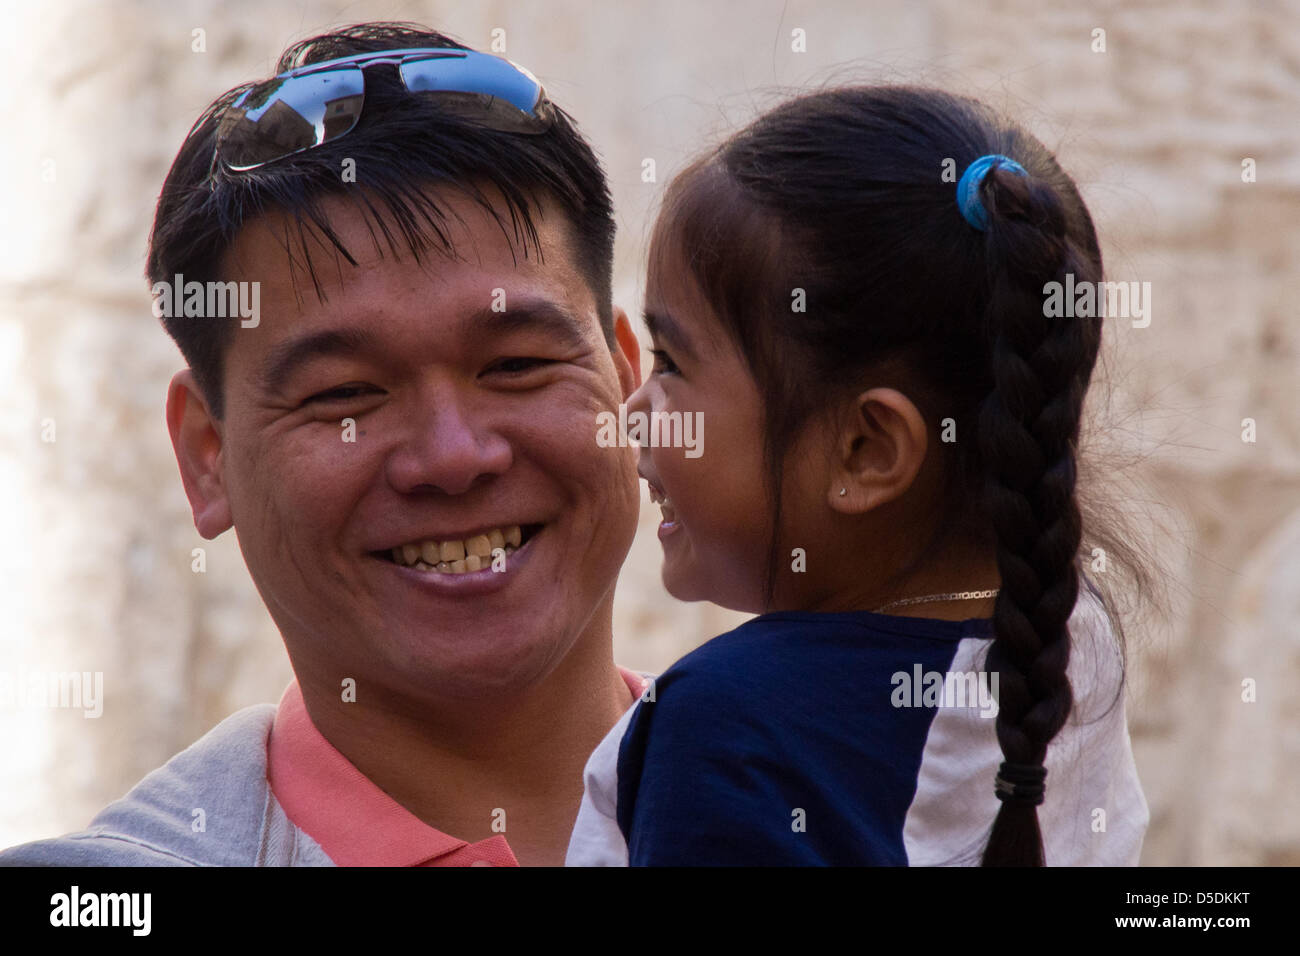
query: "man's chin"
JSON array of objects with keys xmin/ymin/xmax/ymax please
[{"xmin": 376, "ymin": 625, "xmax": 571, "ymax": 700}]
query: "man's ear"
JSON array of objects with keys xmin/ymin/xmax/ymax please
[
  {"xmin": 828, "ymin": 388, "xmax": 929, "ymax": 514},
  {"xmin": 611, "ymin": 305, "xmax": 642, "ymax": 399},
  {"xmin": 166, "ymin": 370, "xmax": 233, "ymax": 539}
]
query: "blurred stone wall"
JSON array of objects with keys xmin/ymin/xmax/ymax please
[{"xmin": 2, "ymin": 0, "xmax": 1296, "ymax": 864}]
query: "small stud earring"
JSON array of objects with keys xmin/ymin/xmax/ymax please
[{"xmin": 839, "ymin": 488, "xmax": 847, "ymax": 496}]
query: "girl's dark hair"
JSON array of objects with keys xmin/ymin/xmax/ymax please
[
  {"xmin": 147, "ymin": 22, "xmax": 616, "ymax": 420},
  {"xmin": 651, "ymin": 86, "xmax": 1108, "ymax": 866}
]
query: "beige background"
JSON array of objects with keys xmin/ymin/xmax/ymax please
[{"xmin": 2, "ymin": 0, "xmax": 1297, "ymax": 865}]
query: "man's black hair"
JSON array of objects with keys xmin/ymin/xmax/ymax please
[{"xmin": 147, "ymin": 21, "xmax": 616, "ymax": 419}]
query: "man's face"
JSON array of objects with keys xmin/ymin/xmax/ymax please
[{"xmin": 176, "ymin": 187, "xmax": 640, "ymax": 701}]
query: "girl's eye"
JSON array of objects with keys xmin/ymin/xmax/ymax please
[{"xmin": 650, "ymin": 348, "xmax": 680, "ymax": 376}]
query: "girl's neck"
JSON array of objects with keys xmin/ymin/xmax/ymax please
[{"xmin": 781, "ymin": 532, "xmax": 1002, "ymax": 621}]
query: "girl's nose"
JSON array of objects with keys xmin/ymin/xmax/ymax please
[{"xmin": 626, "ymin": 375, "xmax": 653, "ymax": 416}]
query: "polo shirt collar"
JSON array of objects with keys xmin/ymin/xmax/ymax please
[{"xmin": 268, "ymin": 667, "xmax": 648, "ymax": 866}]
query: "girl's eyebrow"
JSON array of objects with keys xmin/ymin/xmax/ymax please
[{"xmin": 642, "ymin": 309, "xmax": 697, "ymax": 362}]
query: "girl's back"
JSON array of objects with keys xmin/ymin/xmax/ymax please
[{"xmin": 569, "ymin": 586, "xmax": 1145, "ymax": 865}]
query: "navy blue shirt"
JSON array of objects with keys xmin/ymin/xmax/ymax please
[{"xmin": 615, "ymin": 610, "xmax": 993, "ymax": 865}]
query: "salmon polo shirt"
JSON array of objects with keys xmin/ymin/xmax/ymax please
[{"xmin": 267, "ymin": 667, "xmax": 650, "ymax": 867}]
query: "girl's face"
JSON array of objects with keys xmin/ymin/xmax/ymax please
[{"xmin": 628, "ymin": 246, "xmax": 806, "ymax": 613}]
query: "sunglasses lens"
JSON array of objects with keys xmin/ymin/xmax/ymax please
[
  {"xmin": 399, "ymin": 55, "xmax": 553, "ymax": 133},
  {"xmin": 218, "ymin": 67, "xmax": 366, "ymax": 170}
]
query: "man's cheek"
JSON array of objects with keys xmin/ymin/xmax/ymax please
[
  {"xmin": 273, "ymin": 425, "xmax": 377, "ymax": 482},
  {"xmin": 228, "ymin": 449, "xmax": 313, "ymax": 530},
  {"xmin": 281, "ymin": 423, "xmax": 369, "ymax": 469}
]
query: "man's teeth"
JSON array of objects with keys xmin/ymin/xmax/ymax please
[{"xmin": 391, "ymin": 525, "xmax": 524, "ymax": 574}]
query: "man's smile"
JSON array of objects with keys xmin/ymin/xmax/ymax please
[
  {"xmin": 368, "ymin": 522, "xmax": 548, "ymax": 596},
  {"xmin": 366, "ymin": 520, "xmax": 548, "ymax": 595},
  {"xmin": 373, "ymin": 522, "xmax": 544, "ymax": 574}
]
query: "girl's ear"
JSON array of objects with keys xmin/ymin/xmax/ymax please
[{"xmin": 828, "ymin": 388, "xmax": 929, "ymax": 514}]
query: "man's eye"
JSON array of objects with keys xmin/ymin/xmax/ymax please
[
  {"xmin": 491, "ymin": 357, "xmax": 553, "ymax": 374},
  {"xmin": 650, "ymin": 349, "xmax": 680, "ymax": 376},
  {"xmin": 304, "ymin": 385, "xmax": 375, "ymax": 404}
]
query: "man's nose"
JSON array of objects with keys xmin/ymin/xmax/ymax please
[{"xmin": 385, "ymin": 385, "xmax": 512, "ymax": 496}]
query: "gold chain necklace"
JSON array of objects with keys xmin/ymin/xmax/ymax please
[{"xmin": 873, "ymin": 588, "xmax": 1000, "ymax": 613}]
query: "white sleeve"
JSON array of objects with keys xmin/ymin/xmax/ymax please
[
  {"xmin": 903, "ymin": 588, "xmax": 1149, "ymax": 865},
  {"xmin": 1039, "ymin": 592, "xmax": 1149, "ymax": 865},
  {"xmin": 564, "ymin": 703, "xmax": 637, "ymax": 867}
]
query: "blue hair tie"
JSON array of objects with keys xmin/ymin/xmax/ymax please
[{"xmin": 956, "ymin": 154, "xmax": 1027, "ymax": 231}]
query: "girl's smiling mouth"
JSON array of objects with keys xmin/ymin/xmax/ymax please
[{"xmin": 643, "ymin": 477, "xmax": 680, "ymax": 536}]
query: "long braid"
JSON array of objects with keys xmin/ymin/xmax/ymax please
[{"xmin": 975, "ymin": 164, "xmax": 1103, "ymax": 866}]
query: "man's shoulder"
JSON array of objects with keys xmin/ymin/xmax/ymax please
[{"xmin": 0, "ymin": 703, "xmax": 332, "ymax": 867}]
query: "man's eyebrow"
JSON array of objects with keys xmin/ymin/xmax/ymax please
[
  {"xmin": 463, "ymin": 299, "xmax": 593, "ymax": 352},
  {"xmin": 260, "ymin": 327, "xmax": 380, "ymax": 394},
  {"xmin": 259, "ymin": 300, "xmax": 592, "ymax": 394},
  {"xmin": 642, "ymin": 309, "xmax": 697, "ymax": 361}
]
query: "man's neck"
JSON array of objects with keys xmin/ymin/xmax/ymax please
[{"xmin": 293, "ymin": 636, "xmax": 635, "ymax": 867}]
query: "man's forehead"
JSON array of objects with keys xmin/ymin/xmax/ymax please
[
  {"xmin": 212, "ymin": 186, "xmax": 603, "ymax": 381},
  {"xmin": 220, "ymin": 184, "xmax": 583, "ymax": 301}
]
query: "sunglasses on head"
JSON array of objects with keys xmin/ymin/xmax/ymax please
[{"xmin": 214, "ymin": 47, "xmax": 556, "ymax": 171}]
